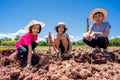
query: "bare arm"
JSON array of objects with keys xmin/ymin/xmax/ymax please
[
  {"xmin": 87, "ymin": 29, "xmax": 92, "ymax": 34},
  {"xmin": 83, "ymin": 29, "xmax": 92, "ymax": 41},
  {"xmin": 66, "ymin": 34, "xmax": 72, "ymax": 53},
  {"xmin": 83, "ymin": 29, "xmax": 92, "ymax": 36},
  {"xmin": 27, "ymin": 45, "xmax": 32, "ymax": 67},
  {"xmin": 103, "ymin": 27, "xmax": 110, "ymax": 37},
  {"xmin": 90, "ymin": 27, "xmax": 110, "ymax": 37}
]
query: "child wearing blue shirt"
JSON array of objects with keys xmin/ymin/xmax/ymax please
[{"xmin": 83, "ymin": 8, "xmax": 111, "ymax": 55}]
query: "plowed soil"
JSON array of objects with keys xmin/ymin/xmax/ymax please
[{"xmin": 0, "ymin": 47, "xmax": 120, "ymax": 80}]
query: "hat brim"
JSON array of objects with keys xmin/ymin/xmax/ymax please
[
  {"xmin": 90, "ymin": 8, "xmax": 107, "ymax": 21},
  {"xmin": 54, "ymin": 25, "xmax": 68, "ymax": 31},
  {"xmin": 25, "ymin": 20, "xmax": 45, "ymax": 32}
]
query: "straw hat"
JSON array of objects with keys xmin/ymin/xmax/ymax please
[
  {"xmin": 54, "ymin": 22, "xmax": 67, "ymax": 31},
  {"xmin": 90, "ymin": 8, "xmax": 107, "ymax": 21},
  {"xmin": 25, "ymin": 20, "xmax": 45, "ymax": 31}
]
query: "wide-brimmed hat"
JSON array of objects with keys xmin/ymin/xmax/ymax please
[
  {"xmin": 54, "ymin": 22, "xmax": 67, "ymax": 31},
  {"xmin": 90, "ymin": 8, "xmax": 107, "ymax": 21},
  {"xmin": 25, "ymin": 20, "xmax": 45, "ymax": 31}
]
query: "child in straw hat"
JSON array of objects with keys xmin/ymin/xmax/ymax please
[
  {"xmin": 83, "ymin": 8, "xmax": 111, "ymax": 55},
  {"xmin": 15, "ymin": 20, "xmax": 45, "ymax": 67},
  {"xmin": 48, "ymin": 22, "xmax": 72, "ymax": 56}
]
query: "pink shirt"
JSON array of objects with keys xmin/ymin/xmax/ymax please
[{"xmin": 16, "ymin": 32, "xmax": 38, "ymax": 49}]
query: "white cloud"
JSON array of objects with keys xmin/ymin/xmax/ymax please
[
  {"xmin": 116, "ymin": 36, "xmax": 120, "ymax": 38},
  {"xmin": 1, "ymin": 30, "xmax": 119, "ymax": 42},
  {"xmin": 41, "ymin": 34, "xmax": 82, "ymax": 42},
  {"xmin": 110, "ymin": 36, "xmax": 120, "ymax": 39},
  {"xmin": 0, "ymin": 29, "xmax": 82, "ymax": 42},
  {"xmin": 0, "ymin": 29, "xmax": 48, "ymax": 41},
  {"xmin": 0, "ymin": 29, "xmax": 25, "ymax": 39},
  {"xmin": 69, "ymin": 35, "xmax": 82, "ymax": 42},
  {"xmin": 38, "ymin": 37, "xmax": 46, "ymax": 41}
]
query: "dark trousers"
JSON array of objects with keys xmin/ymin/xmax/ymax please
[
  {"xmin": 17, "ymin": 41, "xmax": 38, "ymax": 58},
  {"xmin": 59, "ymin": 40, "xmax": 70, "ymax": 54},
  {"xmin": 83, "ymin": 36, "xmax": 109, "ymax": 49}
]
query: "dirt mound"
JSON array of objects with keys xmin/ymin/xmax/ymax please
[{"xmin": 0, "ymin": 47, "xmax": 120, "ymax": 80}]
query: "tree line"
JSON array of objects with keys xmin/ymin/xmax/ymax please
[{"xmin": 0, "ymin": 35, "xmax": 120, "ymax": 47}]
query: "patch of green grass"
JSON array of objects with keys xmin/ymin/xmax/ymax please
[
  {"xmin": 36, "ymin": 46, "xmax": 50, "ymax": 50},
  {"xmin": 36, "ymin": 45, "xmax": 85, "ymax": 50},
  {"xmin": 0, "ymin": 46, "xmax": 15, "ymax": 51},
  {"xmin": 0, "ymin": 45, "xmax": 120, "ymax": 51},
  {"xmin": 108, "ymin": 46, "xmax": 120, "ymax": 48},
  {"xmin": 72, "ymin": 45, "xmax": 85, "ymax": 48}
]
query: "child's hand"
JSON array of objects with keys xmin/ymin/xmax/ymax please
[
  {"xmin": 26, "ymin": 64, "xmax": 32, "ymax": 69},
  {"xmin": 88, "ymin": 36, "xmax": 92, "ymax": 41},
  {"xmin": 88, "ymin": 32, "xmax": 95, "ymax": 41},
  {"xmin": 83, "ymin": 33, "xmax": 90, "ymax": 40},
  {"xmin": 24, "ymin": 64, "xmax": 32, "ymax": 70},
  {"xmin": 90, "ymin": 32, "xmax": 95, "ymax": 38}
]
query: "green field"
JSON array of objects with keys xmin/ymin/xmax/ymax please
[
  {"xmin": 0, "ymin": 45, "xmax": 120, "ymax": 51},
  {"xmin": 0, "ymin": 45, "xmax": 83, "ymax": 51},
  {"xmin": 0, "ymin": 46, "xmax": 15, "ymax": 51}
]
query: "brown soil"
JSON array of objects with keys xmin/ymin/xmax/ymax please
[{"xmin": 0, "ymin": 47, "xmax": 120, "ymax": 80}]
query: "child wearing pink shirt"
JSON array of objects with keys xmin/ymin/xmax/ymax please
[{"xmin": 15, "ymin": 20, "xmax": 45, "ymax": 67}]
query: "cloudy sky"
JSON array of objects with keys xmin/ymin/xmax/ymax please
[{"xmin": 0, "ymin": 0, "xmax": 120, "ymax": 41}]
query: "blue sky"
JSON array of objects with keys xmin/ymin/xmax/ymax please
[{"xmin": 0, "ymin": 0, "xmax": 120, "ymax": 41}]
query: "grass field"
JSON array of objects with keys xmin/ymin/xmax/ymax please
[
  {"xmin": 0, "ymin": 46, "xmax": 15, "ymax": 51},
  {"xmin": 0, "ymin": 45, "xmax": 120, "ymax": 51},
  {"xmin": 0, "ymin": 45, "xmax": 83, "ymax": 51}
]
